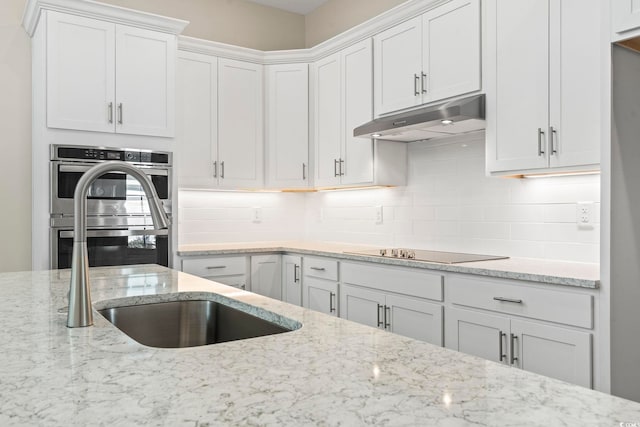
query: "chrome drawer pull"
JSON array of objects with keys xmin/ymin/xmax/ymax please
[
  {"xmin": 377, "ymin": 304, "xmax": 383, "ymax": 327},
  {"xmin": 510, "ymin": 334, "xmax": 518, "ymax": 365},
  {"xmin": 493, "ymin": 297, "xmax": 523, "ymax": 304},
  {"xmin": 309, "ymin": 267, "xmax": 326, "ymax": 271},
  {"xmin": 499, "ymin": 331, "xmax": 506, "ymax": 362},
  {"xmin": 206, "ymin": 266, "xmax": 226, "ymax": 270},
  {"xmin": 329, "ymin": 292, "xmax": 336, "ymax": 313}
]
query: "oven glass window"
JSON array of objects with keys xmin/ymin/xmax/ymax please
[
  {"xmin": 57, "ymin": 168, "xmax": 168, "ymax": 200},
  {"xmin": 57, "ymin": 233, "xmax": 169, "ymax": 269}
]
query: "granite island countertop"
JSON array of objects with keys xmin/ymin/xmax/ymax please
[
  {"xmin": 178, "ymin": 241, "xmax": 600, "ymax": 289},
  {"xmin": 0, "ymin": 264, "xmax": 634, "ymax": 426}
]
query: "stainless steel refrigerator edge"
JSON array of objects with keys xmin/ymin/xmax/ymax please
[{"xmin": 610, "ymin": 42, "xmax": 640, "ymax": 402}]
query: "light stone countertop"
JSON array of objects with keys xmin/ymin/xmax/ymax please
[
  {"xmin": 0, "ymin": 264, "xmax": 636, "ymax": 426},
  {"xmin": 177, "ymin": 241, "xmax": 600, "ymax": 289}
]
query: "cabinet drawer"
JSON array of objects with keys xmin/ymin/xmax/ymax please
[
  {"xmin": 182, "ymin": 256, "xmax": 248, "ymax": 278},
  {"xmin": 341, "ymin": 262, "xmax": 443, "ymax": 302},
  {"xmin": 448, "ymin": 276, "xmax": 593, "ymax": 329},
  {"xmin": 303, "ymin": 257, "xmax": 339, "ymax": 281}
]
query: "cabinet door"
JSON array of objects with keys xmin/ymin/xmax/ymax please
[
  {"xmin": 212, "ymin": 275, "xmax": 247, "ymax": 291},
  {"xmin": 313, "ymin": 53, "xmax": 342, "ymax": 187},
  {"xmin": 511, "ymin": 319, "xmax": 592, "ymax": 388},
  {"xmin": 282, "ymin": 255, "xmax": 302, "ymax": 306},
  {"xmin": 612, "ymin": 0, "xmax": 640, "ymax": 35},
  {"xmin": 341, "ymin": 40, "xmax": 374, "ymax": 185},
  {"xmin": 115, "ymin": 25, "xmax": 176, "ymax": 137},
  {"xmin": 422, "ymin": 0, "xmax": 480, "ymax": 103},
  {"xmin": 373, "ymin": 16, "xmax": 422, "ymax": 116},
  {"xmin": 46, "ymin": 11, "xmax": 115, "ymax": 133},
  {"xmin": 548, "ymin": 0, "xmax": 601, "ymax": 168},
  {"xmin": 485, "ymin": 0, "xmax": 550, "ymax": 173},
  {"xmin": 218, "ymin": 58, "xmax": 264, "ymax": 188},
  {"xmin": 266, "ymin": 64, "xmax": 309, "ymax": 188},
  {"xmin": 250, "ymin": 255, "xmax": 282, "ymax": 300},
  {"xmin": 340, "ymin": 284, "xmax": 385, "ymax": 329},
  {"xmin": 446, "ymin": 307, "xmax": 510, "ymax": 364},
  {"xmin": 386, "ymin": 294, "xmax": 443, "ymax": 346},
  {"xmin": 303, "ymin": 277, "xmax": 338, "ymax": 317},
  {"xmin": 177, "ymin": 52, "xmax": 218, "ymax": 188}
]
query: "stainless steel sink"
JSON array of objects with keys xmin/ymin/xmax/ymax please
[{"xmin": 98, "ymin": 300, "xmax": 293, "ymax": 348}]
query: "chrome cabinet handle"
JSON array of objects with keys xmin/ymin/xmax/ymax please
[
  {"xmin": 220, "ymin": 161, "xmax": 225, "ymax": 178},
  {"xmin": 550, "ymin": 126, "xmax": 557, "ymax": 155},
  {"xmin": 334, "ymin": 159, "xmax": 339, "ymax": 177},
  {"xmin": 499, "ymin": 331, "xmax": 506, "ymax": 362},
  {"xmin": 493, "ymin": 297, "xmax": 523, "ymax": 304},
  {"xmin": 294, "ymin": 264, "xmax": 300, "ymax": 283},
  {"xmin": 302, "ymin": 163, "xmax": 307, "ymax": 180},
  {"xmin": 421, "ymin": 72, "xmax": 427, "ymax": 94},
  {"xmin": 537, "ymin": 128, "xmax": 545, "ymax": 156},
  {"xmin": 213, "ymin": 161, "xmax": 217, "ymax": 178},
  {"xmin": 339, "ymin": 159, "xmax": 345, "ymax": 176},
  {"xmin": 377, "ymin": 304, "xmax": 383, "ymax": 327},
  {"xmin": 108, "ymin": 102, "xmax": 113, "ymax": 124},
  {"xmin": 329, "ymin": 292, "xmax": 336, "ymax": 313},
  {"xmin": 414, "ymin": 73, "xmax": 420, "ymax": 96},
  {"xmin": 117, "ymin": 103, "xmax": 123, "ymax": 125},
  {"xmin": 309, "ymin": 266, "xmax": 325, "ymax": 271},
  {"xmin": 510, "ymin": 334, "xmax": 518, "ymax": 365},
  {"xmin": 206, "ymin": 265, "xmax": 226, "ymax": 270},
  {"xmin": 384, "ymin": 305, "xmax": 391, "ymax": 329}
]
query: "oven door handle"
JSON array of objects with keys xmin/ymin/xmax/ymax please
[
  {"xmin": 59, "ymin": 229, "xmax": 169, "ymax": 238},
  {"xmin": 58, "ymin": 164, "xmax": 169, "ymax": 176}
]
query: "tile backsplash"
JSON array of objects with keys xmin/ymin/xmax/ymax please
[{"xmin": 179, "ymin": 134, "xmax": 600, "ymax": 263}]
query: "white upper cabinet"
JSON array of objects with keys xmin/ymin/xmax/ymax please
[
  {"xmin": 177, "ymin": 51, "xmax": 218, "ymax": 188},
  {"xmin": 46, "ymin": 11, "xmax": 176, "ymax": 137},
  {"xmin": 177, "ymin": 53, "xmax": 264, "ymax": 189},
  {"xmin": 486, "ymin": 0, "xmax": 601, "ymax": 174},
  {"xmin": 612, "ymin": 0, "xmax": 640, "ymax": 38},
  {"xmin": 374, "ymin": 0, "xmax": 481, "ymax": 117},
  {"xmin": 266, "ymin": 64, "xmax": 309, "ymax": 189},
  {"xmin": 218, "ymin": 58, "xmax": 264, "ymax": 189}
]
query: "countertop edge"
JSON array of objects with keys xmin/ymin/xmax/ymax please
[{"xmin": 176, "ymin": 245, "xmax": 600, "ymax": 289}]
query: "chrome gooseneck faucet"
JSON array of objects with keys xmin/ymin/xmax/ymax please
[{"xmin": 67, "ymin": 161, "xmax": 170, "ymax": 328}]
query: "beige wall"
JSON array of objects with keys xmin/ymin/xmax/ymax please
[
  {"xmin": 305, "ymin": 0, "xmax": 407, "ymax": 47},
  {"xmin": 100, "ymin": 0, "xmax": 305, "ymax": 50},
  {"xmin": 0, "ymin": 0, "xmax": 32, "ymax": 272}
]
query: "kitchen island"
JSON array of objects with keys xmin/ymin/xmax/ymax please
[{"xmin": 0, "ymin": 265, "xmax": 636, "ymax": 426}]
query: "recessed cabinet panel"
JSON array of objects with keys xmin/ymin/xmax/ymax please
[
  {"xmin": 386, "ymin": 294, "xmax": 443, "ymax": 345},
  {"xmin": 422, "ymin": 0, "xmax": 480, "ymax": 103},
  {"xmin": 115, "ymin": 25, "xmax": 175, "ymax": 137},
  {"xmin": 218, "ymin": 58, "xmax": 264, "ymax": 188},
  {"xmin": 282, "ymin": 255, "xmax": 302, "ymax": 306},
  {"xmin": 313, "ymin": 54, "xmax": 342, "ymax": 187},
  {"xmin": 266, "ymin": 64, "xmax": 309, "ymax": 188},
  {"xmin": 613, "ymin": 0, "xmax": 640, "ymax": 36},
  {"xmin": 446, "ymin": 307, "xmax": 510, "ymax": 363},
  {"xmin": 373, "ymin": 16, "xmax": 422, "ymax": 116},
  {"xmin": 303, "ymin": 277, "xmax": 338, "ymax": 317},
  {"xmin": 251, "ymin": 255, "xmax": 282, "ymax": 300},
  {"xmin": 177, "ymin": 52, "xmax": 218, "ymax": 188},
  {"xmin": 488, "ymin": 0, "xmax": 550, "ymax": 172},
  {"xmin": 340, "ymin": 284, "xmax": 385, "ymax": 328},
  {"xmin": 46, "ymin": 11, "xmax": 115, "ymax": 133}
]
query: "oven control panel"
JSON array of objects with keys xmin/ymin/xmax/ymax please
[{"xmin": 52, "ymin": 145, "xmax": 171, "ymax": 165}]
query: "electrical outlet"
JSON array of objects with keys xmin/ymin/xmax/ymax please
[
  {"xmin": 375, "ymin": 205, "xmax": 383, "ymax": 224},
  {"xmin": 576, "ymin": 202, "xmax": 594, "ymax": 229},
  {"xmin": 253, "ymin": 207, "xmax": 262, "ymax": 223}
]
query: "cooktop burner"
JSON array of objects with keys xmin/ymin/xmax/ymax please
[{"xmin": 346, "ymin": 248, "xmax": 509, "ymax": 264}]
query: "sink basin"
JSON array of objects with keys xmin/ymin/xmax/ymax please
[{"xmin": 99, "ymin": 300, "xmax": 293, "ymax": 348}]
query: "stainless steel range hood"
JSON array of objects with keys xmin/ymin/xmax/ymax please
[{"xmin": 354, "ymin": 94, "xmax": 485, "ymax": 142}]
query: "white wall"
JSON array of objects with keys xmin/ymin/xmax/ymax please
[
  {"xmin": 179, "ymin": 134, "xmax": 600, "ymax": 263},
  {"xmin": 0, "ymin": 0, "xmax": 32, "ymax": 273}
]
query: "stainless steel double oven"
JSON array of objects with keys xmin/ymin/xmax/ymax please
[{"xmin": 50, "ymin": 144, "xmax": 172, "ymax": 269}]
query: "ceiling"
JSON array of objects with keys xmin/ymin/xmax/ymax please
[{"xmin": 246, "ymin": 0, "xmax": 329, "ymax": 15}]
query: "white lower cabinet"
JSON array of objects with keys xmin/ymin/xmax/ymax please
[
  {"xmin": 181, "ymin": 256, "xmax": 249, "ymax": 290},
  {"xmin": 303, "ymin": 277, "xmax": 338, "ymax": 316},
  {"xmin": 250, "ymin": 255, "xmax": 282, "ymax": 300},
  {"xmin": 340, "ymin": 262, "xmax": 444, "ymax": 345},
  {"xmin": 445, "ymin": 274, "xmax": 594, "ymax": 388},
  {"xmin": 282, "ymin": 255, "xmax": 302, "ymax": 306},
  {"xmin": 341, "ymin": 283, "xmax": 443, "ymax": 345}
]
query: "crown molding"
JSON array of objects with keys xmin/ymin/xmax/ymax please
[
  {"xmin": 22, "ymin": 0, "xmax": 189, "ymax": 37},
  {"xmin": 178, "ymin": 0, "xmax": 449, "ymax": 65}
]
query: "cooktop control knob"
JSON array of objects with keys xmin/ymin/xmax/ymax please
[
  {"xmin": 408, "ymin": 251, "xmax": 416, "ymax": 259},
  {"xmin": 391, "ymin": 248, "xmax": 399, "ymax": 257},
  {"xmin": 379, "ymin": 249, "xmax": 387, "ymax": 256}
]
